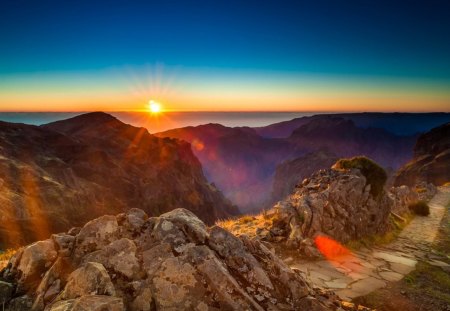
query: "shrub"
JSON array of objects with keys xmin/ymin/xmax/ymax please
[
  {"xmin": 408, "ymin": 200, "xmax": 430, "ymax": 216},
  {"xmin": 334, "ymin": 156, "xmax": 387, "ymax": 197}
]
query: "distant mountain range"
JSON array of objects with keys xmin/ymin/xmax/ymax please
[
  {"xmin": 395, "ymin": 122, "xmax": 450, "ymax": 186},
  {"xmin": 157, "ymin": 113, "xmax": 449, "ymax": 211},
  {"xmin": 0, "ymin": 112, "xmax": 238, "ymax": 248},
  {"xmin": 254, "ymin": 112, "xmax": 450, "ymax": 138}
]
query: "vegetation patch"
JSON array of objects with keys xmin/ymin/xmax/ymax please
[
  {"xmin": 334, "ymin": 156, "xmax": 387, "ymax": 197},
  {"xmin": 346, "ymin": 213, "xmax": 413, "ymax": 250},
  {"xmin": 408, "ymin": 200, "xmax": 430, "ymax": 216}
]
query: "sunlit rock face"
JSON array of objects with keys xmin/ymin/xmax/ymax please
[
  {"xmin": 0, "ymin": 112, "xmax": 238, "ymax": 248},
  {"xmin": 0, "ymin": 208, "xmax": 345, "ymax": 311},
  {"xmin": 268, "ymin": 167, "xmax": 393, "ymax": 256},
  {"xmin": 394, "ymin": 122, "xmax": 450, "ymax": 187}
]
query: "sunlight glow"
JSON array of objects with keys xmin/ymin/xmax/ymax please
[{"xmin": 148, "ymin": 100, "xmax": 162, "ymax": 113}]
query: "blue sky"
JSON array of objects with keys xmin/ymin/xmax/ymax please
[{"xmin": 1, "ymin": 0, "xmax": 449, "ymax": 111}]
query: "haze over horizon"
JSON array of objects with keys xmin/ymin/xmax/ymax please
[{"xmin": 1, "ymin": 0, "xmax": 450, "ymax": 112}]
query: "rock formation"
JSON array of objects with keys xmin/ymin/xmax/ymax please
[
  {"xmin": 394, "ymin": 122, "xmax": 450, "ymax": 187},
  {"xmin": 0, "ymin": 208, "xmax": 353, "ymax": 311},
  {"xmin": 221, "ymin": 159, "xmax": 418, "ymax": 258},
  {"xmin": 0, "ymin": 113, "xmax": 238, "ymax": 248}
]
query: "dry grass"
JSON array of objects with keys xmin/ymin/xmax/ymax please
[
  {"xmin": 0, "ymin": 249, "xmax": 16, "ymax": 262},
  {"xmin": 216, "ymin": 210, "xmax": 276, "ymax": 237},
  {"xmin": 0, "ymin": 248, "xmax": 17, "ymax": 270}
]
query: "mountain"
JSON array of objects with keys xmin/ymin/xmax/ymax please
[
  {"xmin": 394, "ymin": 122, "xmax": 450, "ymax": 186},
  {"xmin": 254, "ymin": 112, "xmax": 450, "ymax": 138},
  {"xmin": 0, "ymin": 112, "xmax": 238, "ymax": 248},
  {"xmin": 287, "ymin": 117, "xmax": 416, "ymax": 170},
  {"xmin": 155, "ymin": 124, "xmax": 293, "ymax": 211},
  {"xmin": 157, "ymin": 116, "xmax": 416, "ymax": 211},
  {"xmin": 271, "ymin": 150, "xmax": 339, "ymax": 203}
]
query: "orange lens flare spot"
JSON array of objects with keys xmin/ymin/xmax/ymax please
[
  {"xmin": 314, "ymin": 235, "xmax": 351, "ymax": 260},
  {"xmin": 314, "ymin": 235, "xmax": 363, "ymax": 273}
]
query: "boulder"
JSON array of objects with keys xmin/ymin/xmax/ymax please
[
  {"xmin": 14, "ymin": 239, "xmax": 58, "ymax": 293},
  {"xmin": 61, "ymin": 262, "xmax": 116, "ymax": 299},
  {"xmin": 74, "ymin": 215, "xmax": 119, "ymax": 259}
]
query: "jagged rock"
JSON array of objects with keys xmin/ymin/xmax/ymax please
[
  {"xmin": 62, "ymin": 262, "xmax": 116, "ymax": 299},
  {"xmin": 82, "ymin": 238, "xmax": 140, "ymax": 280},
  {"xmin": 415, "ymin": 182, "xmax": 437, "ymax": 201},
  {"xmin": 52, "ymin": 234, "xmax": 75, "ymax": 257},
  {"xmin": 0, "ymin": 208, "xmax": 349, "ymax": 310},
  {"xmin": 74, "ymin": 215, "xmax": 119, "ymax": 259},
  {"xmin": 269, "ymin": 167, "xmax": 392, "ymax": 250},
  {"xmin": 14, "ymin": 240, "xmax": 58, "ymax": 293},
  {"xmin": 389, "ymin": 185, "xmax": 419, "ymax": 215}
]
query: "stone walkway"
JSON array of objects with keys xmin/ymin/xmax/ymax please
[{"xmin": 290, "ymin": 186, "xmax": 450, "ymax": 301}]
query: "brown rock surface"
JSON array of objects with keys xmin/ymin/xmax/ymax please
[{"xmin": 0, "ymin": 208, "xmax": 352, "ymax": 310}]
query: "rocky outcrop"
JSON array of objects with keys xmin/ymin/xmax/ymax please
[
  {"xmin": 0, "ymin": 208, "xmax": 351, "ymax": 310},
  {"xmin": 388, "ymin": 185, "xmax": 419, "ymax": 216},
  {"xmin": 0, "ymin": 113, "xmax": 238, "ymax": 248},
  {"xmin": 271, "ymin": 151, "xmax": 338, "ymax": 203},
  {"xmin": 395, "ymin": 122, "xmax": 450, "ymax": 186},
  {"xmin": 221, "ymin": 161, "xmax": 419, "ymax": 259},
  {"xmin": 267, "ymin": 167, "xmax": 393, "ymax": 256}
]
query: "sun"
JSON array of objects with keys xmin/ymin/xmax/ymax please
[{"xmin": 148, "ymin": 100, "xmax": 162, "ymax": 113}]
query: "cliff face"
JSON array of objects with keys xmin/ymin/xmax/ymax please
[
  {"xmin": 394, "ymin": 122, "xmax": 450, "ymax": 186},
  {"xmin": 0, "ymin": 112, "xmax": 238, "ymax": 248}
]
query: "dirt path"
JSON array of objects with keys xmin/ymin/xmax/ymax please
[{"xmin": 290, "ymin": 186, "xmax": 450, "ymax": 301}]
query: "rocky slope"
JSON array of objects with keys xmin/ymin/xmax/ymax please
[
  {"xmin": 157, "ymin": 117, "xmax": 416, "ymax": 211},
  {"xmin": 0, "ymin": 208, "xmax": 360, "ymax": 311},
  {"xmin": 220, "ymin": 159, "xmax": 418, "ymax": 258},
  {"xmin": 0, "ymin": 113, "xmax": 238, "ymax": 248},
  {"xmin": 395, "ymin": 122, "xmax": 450, "ymax": 187},
  {"xmin": 271, "ymin": 150, "xmax": 339, "ymax": 203}
]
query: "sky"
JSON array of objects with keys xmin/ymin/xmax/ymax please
[{"xmin": 0, "ymin": 0, "xmax": 449, "ymax": 112}]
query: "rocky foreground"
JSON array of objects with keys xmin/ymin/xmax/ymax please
[{"xmin": 0, "ymin": 208, "xmax": 372, "ymax": 311}]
